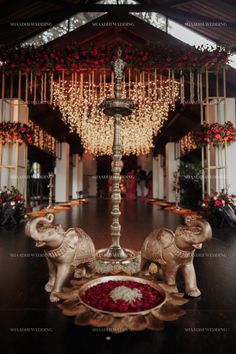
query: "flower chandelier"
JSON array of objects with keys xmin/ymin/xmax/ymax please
[{"xmin": 53, "ymin": 71, "xmax": 179, "ymax": 155}]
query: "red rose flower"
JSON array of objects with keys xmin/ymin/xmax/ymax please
[
  {"xmin": 215, "ymin": 134, "xmax": 221, "ymax": 139},
  {"xmin": 214, "ymin": 200, "xmax": 223, "ymax": 207},
  {"xmin": 74, "ymin": 52, "xmax": 79, "ymax": 60},
  {"xmin": 91, "ymin": 48, "xmax": 98, "ymax": 56},
  {"xmin": 204, "ymin": 195, "xmax": 210, "ymax": 200}
]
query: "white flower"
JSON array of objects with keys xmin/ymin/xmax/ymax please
[{"xmin": 109, "ymin": 286, "xmax": 142, "ymax": 304}]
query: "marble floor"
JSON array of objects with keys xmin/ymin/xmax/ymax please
[{"xmin": 0, "ymin": 198, "xmax": 235, "ymax": 354}]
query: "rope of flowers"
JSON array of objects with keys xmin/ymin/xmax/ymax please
[
  {"xmin": 192, "ymin": 121, "xmax": 236, "ymax": 148},
  {"xmin": 0, "ymin": 121, "xmax": 33, "ymax": 144},
  {"xmin": 0, "ymin": 43, "xmax": 230, "ymax": 73}
]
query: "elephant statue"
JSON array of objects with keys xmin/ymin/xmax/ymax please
[
  {"xmin": 25, "ymin": 214, "xmax": 96, "ymax": 302},
  {"xmin": 141, "ymin": 216, "xmax": 212, "ymax": 297}
]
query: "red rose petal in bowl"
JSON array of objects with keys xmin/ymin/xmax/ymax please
[{"xmin": 79, "ymin": 276, "xmax": 166, "ymax": 316}]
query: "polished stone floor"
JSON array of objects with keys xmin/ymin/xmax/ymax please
[{"xmin": 0, "ymin": 199, "xmax": 236, "ymax": 354}]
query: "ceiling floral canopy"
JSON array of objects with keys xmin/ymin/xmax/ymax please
[
  {"xmin": 0, "ymin": 43, "xmax": 230, "ymax": 73},
  {"xmin": 0, "ymin": 42, "xmax": 231, "ymax": 156}
]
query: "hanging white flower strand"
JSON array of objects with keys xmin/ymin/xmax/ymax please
[{"xmin": 53, "ymin": 70, "xmax": 179, "ymax": 156}]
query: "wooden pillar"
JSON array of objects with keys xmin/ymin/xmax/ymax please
[
  {"xmin": 165, "ymin": 143, "xmax": 179, "ymax": 203},
  {"xmin": 55, "ymin": 142, "xmax": 70, "ymax": 203},
  {"xmin": 0, "ymin": 99, "xmax": 28, "ymax": 199},
  {"xmin": 72, "ymin": 154, "xmax": 83, "ymax": 199}
]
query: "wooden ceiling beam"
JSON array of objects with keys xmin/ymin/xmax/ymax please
[{"xmin": 6, "ymin": 3, "xmax": 235, "ymax": 31}]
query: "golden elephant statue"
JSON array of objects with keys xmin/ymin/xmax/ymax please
[
  {"xmin": 25, "ymin": 214, "xmax": 96, "ymax": 302},
  {"xmin": 141, "ymin": 216, "xmax": 212, "ymax": 297}
]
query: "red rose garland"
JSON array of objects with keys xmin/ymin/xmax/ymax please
[
  {"xmin": 81, "ymin": 280, "xmax": 165, "ymax": 313},
  {"xmin": 0, "ymin": 121, "xmax": 33, "ymax": 145}
]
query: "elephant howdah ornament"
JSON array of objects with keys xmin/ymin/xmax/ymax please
[
  {"xmin": 25, "ymin": 214, "xmax": 96, "ymax": 302},
  {"xmin": 141, "ymin": 216, "xmax": 212, "ymax": 297}
]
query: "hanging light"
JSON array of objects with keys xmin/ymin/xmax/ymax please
[{"xmin": 53, "ymin": 71, "xmax": 179, "ymax": 156}]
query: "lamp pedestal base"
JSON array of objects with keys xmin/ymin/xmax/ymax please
[{"xmin": 96, "ymin": 248, "xmax": 141, "ymax": 275}]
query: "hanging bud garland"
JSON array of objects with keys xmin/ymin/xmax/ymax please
[
  {"xmin": 0, "ymin": 121, "xmax": 33, "ymax": 144},
  {"xmin": 0, "ymin": 43, "xmax": 230, "ymax": 73},
  {"xmin": 192, "ymin": 121, "xmax": 236, "ymax": 147}
]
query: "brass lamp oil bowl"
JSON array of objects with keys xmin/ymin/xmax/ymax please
[{"xmin": 57, "ymin": 275, "xmax": 188, "ymax": 333}]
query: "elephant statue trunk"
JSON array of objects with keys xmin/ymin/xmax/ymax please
[
  {"xmin": 25, "ymin": 213, "xmax": 56, "ymax": 248},
  {"xmin": 25, "ymin": 214, "xmax": 96, "ymax": 302},
  {"xmin": 175, "ymin": 216, "xmax": 212, "ymax": 251},
  {"xmin": 141, "ymin": 216, "xmax": 212, "ymax": 297}
]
